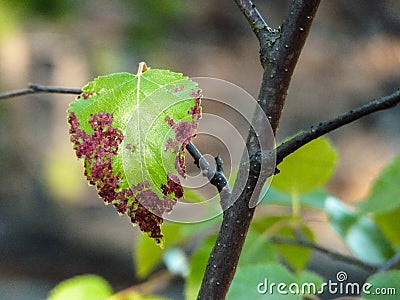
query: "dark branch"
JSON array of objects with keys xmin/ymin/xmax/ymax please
[
  {"xmin": 30, "ymin": 83, "xmax": 82, "ymax": 95},
  {"xmin": 276, "ymin": 89, "xmax": 400, "ymax": 165},
  {"xmin": 185, "ymin": 142, "xmax": 232, "ymax": 204},
  {"xmin": 271, "ymin": 236, "xmax": 377, "ymax": 273},
  {"xmin": 198, "ymin": 1, "xmax": 321, "ymax": 299}
]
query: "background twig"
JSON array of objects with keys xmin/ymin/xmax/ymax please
[{"xmin": 0, "ymin": 84, "xmax": 81, "ymax": 100}]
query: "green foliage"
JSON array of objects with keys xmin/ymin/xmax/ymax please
[
  {"xmin": 272, "ymin": 137, "xmax": 337, "ymax": 194},
  {"xmin": 227, "ymin": 263, "xmax": 323, "ymax": 299},
  {"xmin": 363, "ymin": 270, "xmax": 400, "ymax": 300},
  {"xmin": 358, "ymin": 154, "xmax": 400, "ymax": 214},
  {"xmin": 325, "ymin": 196, "xmax": 394, "ymax": 266},
  {"xmin": 47, "ymin": 274, "xmax": 112, "ymax": 300},
  {"xmin": 68, "ymin": 64, "xmax": 201, "ymax": 244}
]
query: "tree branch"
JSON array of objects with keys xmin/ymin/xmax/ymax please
[
  {"xmin": 0, "ymin": 83, "xmax": 81, "ymax": 100},
  {"xmin": 271, "ymin": 236, "xmax": 377, "ymax": 273},
  {"xmin": 233, "ymin": 0, "xmax": 275, "ymax": 47},
  {"xmin": 276, "ymin": 89, "xmax": 400, "ymax": 165},
  {"xmin": 197, "ymin": 1, "xmax": 321, "ymax": 299}
]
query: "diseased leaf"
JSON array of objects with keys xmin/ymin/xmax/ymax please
[{"xmin": 68, "ymin": 63, "xmax": 202, "ymax": 245}]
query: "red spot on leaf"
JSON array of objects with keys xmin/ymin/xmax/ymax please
[
  {"xmin": 68, "ymin": 111, "xmax": 168, "ymax": 242},
  {"xmin": 125, "ymin": 143, "xmax": 136, "ymax": 153},
  {"xmin": 82, "ymin": 92, "xmax": 93, "ymax": 99},
  {"xmin": 164, "ymin": 91, "xmax": 202, "ymax": 177},
  {"xmin": 174, "ymin": 86, "xmax": 184, "ymax": 92}
]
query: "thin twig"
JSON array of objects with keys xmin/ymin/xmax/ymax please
[
  {"xmin": 378, "ymin": 250, "xmax": 400, "ymax": 272},
  {"xmin": 186, "ymin": 142, "xmax": 232, "ymax": 204},
  {"xmin": 276, "ymin": 89, "xmax": 400, "ymax": 165},
  {"xmin": 271, "ymin": 236, "xmax": 377, "ymax": 273},
  {"xmin": 0, "ymin": 83, "xmax": 81, "ymax": 100},
  {"xmin": 233, "ymin": 0, "xmax": 274, "ymax": 48}
]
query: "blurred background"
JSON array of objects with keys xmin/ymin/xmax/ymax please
[{"xmin": 0, "ymin": 0, "xmax": 399, "ymax": 299}]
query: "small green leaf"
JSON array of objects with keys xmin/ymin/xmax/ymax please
[
  {"xmin": 227, "ymin": 263, "xmax": 297, "ymax": 299},
  {"xmin": 238, "ymin": 230, "xmax": 279, "ymax": 267},
  {"xmin": 358, "ymin": 154, "xmax": 400, "ymax": 214},
  {"xmin": 272, "ymin": 137, "xmax": 337, "ymax": 194},
  {"xmin": 275, "ymin": 225, "xmax": 314, "ymax": 272},
  {"xmin": 109, "ymin": 291, "xmax": 167, "ymax": 300},
  {"xmin": 134, "ymin": 221, "xmax": 202, "ymax": 278},
  {"xmin": 296, "ymin": 270, "xmax": 324, "ymax": 296},
  {"xmin": 47, "ymin": 274, "xmax": 112, "ymax": 300},
  {"xmin": 363, "ymin": 270, "xmax": 400, "ymax": 300},
  {"xmin": 325, "ymin": 196, "xmax": 394, "ymax": 266},
  {"xmin": 251, "ymin": 216, "xmax": 314, "ymax": 271},
  {"xmin": 68, "ymin": 63, "xmax": 202, "ymax": 244},
  {"xmin": 259, "ymin": 187, "xmax": 328, "ymax": 210},
  {"xmin": 374, "ymin": 206, "xmax": 400, "ymax": 249}
]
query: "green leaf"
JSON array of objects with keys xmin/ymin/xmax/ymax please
[
  {"xmin": 185, "ymin": 235, "xmax": 216, "ymax": 300},
  {"xmin": 109, "ymin": 291, "xmax": 167, "ymax": 300},
  {"xmin": 227, "ymin": 263, "xmax": 300, "ymax": 299},
  {"xmin": 134, "ymin": 222, "xmax": 183, "ymax": 279},
  {"xmin": 68, "ymin": 63, "xmax": 202, "ymax": 245},
  {"xmin": 325, "ymin": 196, "xmax": 395, "ymax": 266},
  {"xmin": 47, "ymin": 274, "xmax": 112, "ymax": 300},
  {"xmin": 272, "ymin": 137, "xmax": 337, "ymax": 194},
  {"xmin": 363, "ymin": 270, "xmax": 400, "ymax": 300},
  {"xmin": 274, "ymin": 225, "xmax": 314, "ymax": 272},
  {"xmin": 296, "ymin": 270, "xmax": 324, "ymax": 296},
  {"xmin": 358, "ymin": 154, "xmax": 400, "ymax": 214},
  {"xmin": 374, "ymin": 206, "xmax": 400, "ymax": 249},
  {"xmin": 238, "ymin": 230, "xmax": 279, "ymax": 267},
  {"xmin": 259, "ymin": 187, "xmax": 328, "ymax": 210},
  {"xmin": 251, "ymin": 216, "xmax": 314, "ymax": 271}
]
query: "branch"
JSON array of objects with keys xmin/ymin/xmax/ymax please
[
  {"xmin": 0, "ymin": 83, "xmax": 81, "ymax": 100},
  {"xmin": 378, "ymin": 250, "xmax": 400, "ymax": 272},
  {"xmin": 276, "ymin": 89, "xmax": 400, "ymax": 165},
  {"xmin": 271, "ymin": 236, "xmax": 377, "ymax": 273},
  {"xmin": 0, "ymin": 85, "xmax": 232, "ymax": 204},
  {"xmin": 233, "ymin": 0, "xmax": 275, "ymax": 48},
  {"xmin": 197, "ymin": 1, "xmax": 321, "ymax": 299}
]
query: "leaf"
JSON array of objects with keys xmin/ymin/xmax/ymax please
[
  {"xmin": 325, "ymin": 196, "xmax": 394, "ymax": 266},
  {"xmin": 68, "ymin": 63, "xmax": 202, "ymax": 245},
  {"xmin": 358, "ymin": 154, "xmax": 400, "ymax": 214},
  {"xmin": 374, "ymin": 206, "xmax": 400, "ymax": 249},
  {"xmin": 228, "ymin": 263, "xmax": 325, "ymax": 300},
  {"xmin": 259, "ymin": 186, "xmax": 328, "ymax": 210},
  {"xmin": 272, "ymin": 137, "xmax": 337, "ymax": 194},
  {"xmin": 274, "ymin": 225, "xmax": 314, "ymax": 271},
  {"xmin": 362, "ymin": 270, "xmax": 400, "ymax": 300},
  {"xmin": 251, "ymin": 216, "xmax": 314, "ymax": 271},
  {"xmin": 238, "ymin": 230, "xmax": 279, "ymax": 267},
  {"xmin": 47, "ymin": 274, "xmax": 112, "ymax": 300}
]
